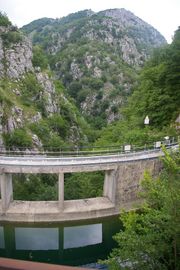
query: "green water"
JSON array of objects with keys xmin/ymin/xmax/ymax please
[{"xmin": 0, "ymin": 216, "xmax": 121, "ymax": 266}]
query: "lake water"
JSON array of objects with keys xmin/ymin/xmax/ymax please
[{"xmin": 0, "ymin": 215, "xmax": 121, "ymax": 267}]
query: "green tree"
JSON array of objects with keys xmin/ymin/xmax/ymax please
[
  {"xmin": 1, "ymin": 30, "xmax": 23, "ymax": 47},
  {"xmin": 64, "ymin": 172, "xmax": 104, "ymax": 200},
  {"xmin": 103, "ymin": 146, "xmax": 180, "ymax": 270},
  {"xmin": 3, "ymin": 128, "xmax": 32, "ymax": 148},
  {"xmin": 32, "ymin": 45, "xmax": 48, "ymax": 70},
  {"xmin": 0, "ymin": 12, "xmax": 11, "ymax": 26},
  {"xmin": 165, "ymin": 27, "xmax": 180, "ymax": 120},
  {"xmin": 13, "ymin": 174, "xmax": 58, "ymax": 200},
  {"xmin": 47, "ymin": 114, "xmax": 68, "ymax": 139},
  {"xmin": 20, "ymin": 73, "xmax": 43, "ymax": 107},
  {"xmin": 68, "ymin": 81, "xmax": 82, "ymax": 98},
  {"xmin": 123, "ymin": 28, "xmax": 180, "ymax": 128}
]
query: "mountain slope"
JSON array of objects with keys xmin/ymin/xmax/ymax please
[
  {"xmin": 0, "ymin": 14, "xmax": 89, "ymax": 150},
  {"xmin": 95, "ymin": 27, "xmax": 180, "ymax": 147},
  {"xmin": 22, "ymin": 9, "xmax": 166, "ymax": 128}
]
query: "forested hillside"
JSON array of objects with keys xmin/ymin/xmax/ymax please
[
  {"xmin": 95, "ymin": 27, "xmax": 180, "ymax": 147},
  {"xmin": 22, "ymin": 8, "xmax": 166, "ymax": 128},
  {"xmin": 125, "ymin": 27, "xmax": 180, "ymax": 128},
  {"xmin": 0, "ymin": 12, "xmax": 90, "ymax": 152},
  {"xmin": 0, "ymin": 9, "xmax": 170, "ymax": 151}
]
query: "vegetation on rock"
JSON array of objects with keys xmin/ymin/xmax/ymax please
[
  {"xmin": 96, "ymin": 27, "xmax": 180, "ymax": 147},
  {"xmin": 22, "ymin": 8, "xmax": 166, "ymax": 127},
  {"xmin": 0, "ymin": 12, "xmax": 11, "ymax": 27}
]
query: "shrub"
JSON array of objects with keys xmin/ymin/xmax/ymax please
[
  {"xmin": 45, "ymin": 134, "xmax": 68, "ymax": 150},
  {"xmin": 21, "ymin": 73, "xmax": 43, "ymax": 107},
  {"xmin": 13, "ymin": 174, "xmax": 58, "ymax": 201},
  {"xmin": 0, "ymin": 12, "xmax": 11, "ymax": 27},
  {"xmin": 64, "ymin": 171, "xmax": 104, "ymax": 200},
  {"xmin": 29, "ymin": 120, "xmax": 50, "ymax": 143},
  {"xmin": 32, "ymin": 45, "xmax": 48, "ymax": 70},
  {"xmin": 77, "ymin": 89, "xmax": 89, "ymax": 103},
  {"xmin": 47, "ymin": 114, "xmax": 68, "ymax": 139},
  {"xmin": 68, "ymin": 81, "xmax": 82, "ymax": 98},
  {"xmin": 1, "ymin": 30, "xmax": 22, "ymax": 47},
  {"xmin": 3, "ymin": 129, "xmax": 32, "ymax": 148}
]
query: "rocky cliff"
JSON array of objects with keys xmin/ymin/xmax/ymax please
[
  {"xmin": 22, "ymin": 9, "xmax": 166, "ymax": 127},
  {"xmin": 0, "ymin": 21, "xmax": 88, "ymax": 150},
  {"xmin": 0, "ymin": 9, "xmax": 167, "ymax": 150}
]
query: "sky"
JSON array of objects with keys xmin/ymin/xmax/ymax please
[{"xmin": 0, "ymin": 0, "xmax": 180, "ymax": 43}]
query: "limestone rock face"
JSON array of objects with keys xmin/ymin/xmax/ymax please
[
  {"xmin": 5, "ymin": 38, "xmax": 33, "ymax": 79},
  {"xmin": 0, "ymin": 24, "xmax": 86, "ymax": 149},
  {"xmin": 32, "ymin": 133, "xmax": 42, "ymax": 148},
  {"xmin": 36, "ymin": 72, "xmax": 59, "ymax": 115},
  {"xmin": 30, "ymin": 112, "xmax": 42, "ymax": 123},
  {"xmin": 0, "ymin": 38, "xmax": 4, "ymax": 77},
  {"xmin": 70, "ymin": 60, "xmax": 83, "ymax": 80},
  {"xmin": 22, "ymin": 8, "xmax": 166, "ymax": 124},
  {"xmin": 93, "ymin": 67, "xmax": 102, "ymax": 78},
  {"xmin": 5, "ymin": 106, "xmax": 24, "ymax": 133},
  {"xmin": 0, "ymin": 27, "xmax": 33, "ymax": 79}
]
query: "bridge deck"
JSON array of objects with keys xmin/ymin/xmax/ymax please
[{"xmin": 0, "ymin": 147, "xmax": 168, "ymax": 173}]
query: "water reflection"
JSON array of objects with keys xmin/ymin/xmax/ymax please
[
  {"xmin": 64, "ymin": 224, "xmax": 102, "ymax": 249},
  {"xmin": 0, "ymin": 216, "xmax": 121, "ymax": 266},
  {"xmin": 15, "ymin": 228, "xmax": 59, "ymax": 250}
]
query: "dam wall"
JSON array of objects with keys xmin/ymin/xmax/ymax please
[{"xmin": 0, "ymin": 149, "xmax": 165, "ymax": 222}]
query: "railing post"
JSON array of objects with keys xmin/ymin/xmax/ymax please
[
  {"xmin": 58, "ymin": 173, "xmax": 64, "ymax": 211},
  {"xmin": 0, "ymin": 173, "xmax": 13, "ymax": 213}
]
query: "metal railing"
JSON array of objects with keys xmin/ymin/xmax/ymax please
[{"xmin": 0, "ymin": 137, "xmax": 178, "ymax": 157}]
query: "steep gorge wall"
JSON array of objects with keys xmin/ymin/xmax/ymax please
[{"xmin": 0, "ymin": 25, "xmax": 87, "ymax": 150}]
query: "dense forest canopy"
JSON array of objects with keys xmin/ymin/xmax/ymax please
[
  {"xmin": 125, "ymin": 27, "xmax": 180, "ymax": 128},
  {"xmin": 95, "ymin": 27, "xmax": 180, "ymax": 147}
]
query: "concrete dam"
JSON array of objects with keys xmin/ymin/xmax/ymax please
[{"xmin": 0, "ymin": 146, "xmax": 176, "ymax": 222}]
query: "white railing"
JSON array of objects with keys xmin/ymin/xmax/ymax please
[
  {"xmin": 0, "ymin": 143, "xmax": 178, "ymax": 167},
  {"xmin": 0, "ymin": 137, "xmax": 178, "ymax": 158}
]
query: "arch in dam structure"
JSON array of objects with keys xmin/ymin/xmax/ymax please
[{"xmin": 0, "ymin": 148, "xmax": 168, "ymax": 222}]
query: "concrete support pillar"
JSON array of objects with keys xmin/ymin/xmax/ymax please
[
  {"xmin": 103, "ymin": 170, "xmax": 116, "ymax": 203},
  {"xmin": 58, "ymin": 173, "xmax": 64, "ymax": 211},
  {"xmin": 0, "ymin": 173, "xmax": 13, "ymax": 213}
]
